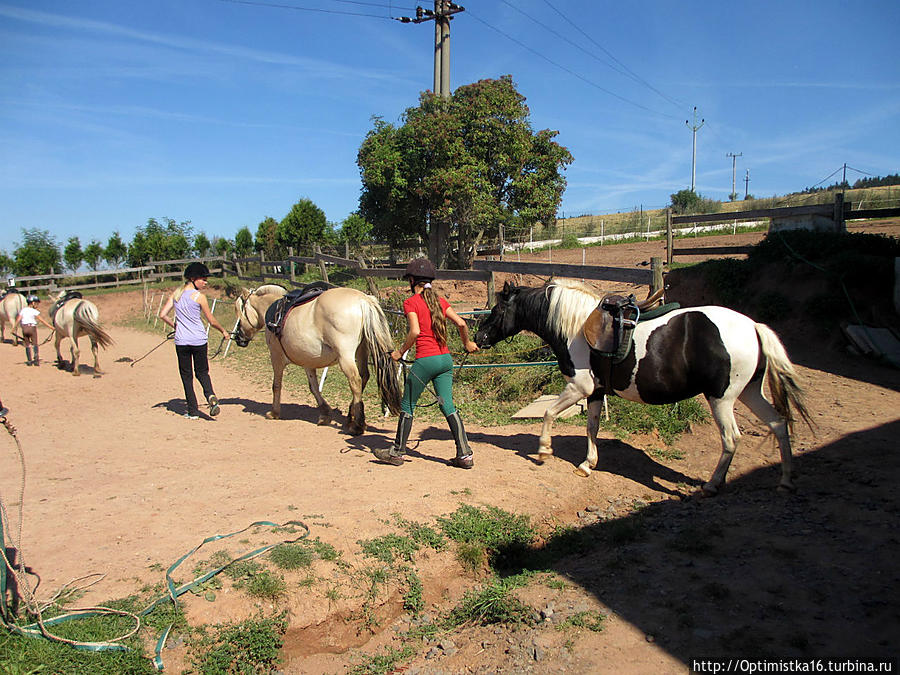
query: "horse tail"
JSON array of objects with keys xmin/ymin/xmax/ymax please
[
  {"xmin": 755, "ymin": 322, "xmax": 813, "ymax": 432},
  {"xmin": 74, "ymin": 301, "xmax": 114, "ymax": 349},
  {"xmin": 360, "ymin": 297, "xmax": 403, "ymax": 416}
]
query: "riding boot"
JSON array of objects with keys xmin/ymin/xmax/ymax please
[
  {"xmin": 32, "ymin": 346, "xmax": 39, "ymax": 366},
  {"xmin": 373, "ymin": 412, "xmax": 413, "ymax": 466},
  {"xmin": 446, "ymin": 411, "xmax": 474, "ymax": 469},
  {"xmin": 25, "ymin": 346, "xmax": 33, "ymax": 365}
]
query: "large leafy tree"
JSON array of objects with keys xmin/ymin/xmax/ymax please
[
  {"xmin": 340, "ymin": 213, "xmax": 373, "ymax": 247},
  {"xmin": 194, "ymin": 232, "xmax": 212, "ymax": 257},
  {"xmin": 105, "ymin": 231, "xmax": 127, "ymax": 268},
  {"xmin": 234, "ymin": 226, "xmax": 253, "ymax": 257},
  {"xmin": 254, "ymin": 217, "xmax": 279, "ymax": 258},
  {"xmin": 13, "ymin": 228, "xmax": 61, "ymax": 275},
  {"xmin": 358, "ymin": 76, "xmax": 573, "ymax": 268},
  {"xmin": 63, "ymin": 236, "xmax": 83, "ymax": 273},
  {"xmin": 83, "ymin": 240, "xmax": 105, "ymax": 271},
  {"xmin": 276, "ymin": 199, "xmax": 328, "ymax": 254}
]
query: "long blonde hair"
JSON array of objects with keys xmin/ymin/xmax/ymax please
[{"xmin": 414, "ymin": 281, "xmax": 447, "ymax": 346}]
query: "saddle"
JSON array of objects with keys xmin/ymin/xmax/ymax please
[
  {"xmin": 50, "ymin": 290, "xmax": 83, "ymax": 323},
  {"xmin": 582, "ymin": 288, "xmax": 681, "ymax": 362},
  {"xmin": 265, "ymin": 281, "xmax": 335, "ymax": 337}
]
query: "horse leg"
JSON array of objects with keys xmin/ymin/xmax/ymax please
[
  {"xmin": 90, "ymin": 337, "xmax": 102, "ymax": 374},
  {"xmin": 267, "ymin": 353, "xmax": 287, "ymax": 420},
  {"xmin": 739, "ymin": 383, "xmax": 795, "ymax": 492},
  {"xmin": 70, "ymin": 335, "xmax": 81, "ymax": 376},
  {"xmin": 304, "ymin": 368, "xmax": 333, "ymax": 426},
  {"xmin": 575, "ymin": 393, "xmax": 606, "ymax": 477},
  {"xmin": 703, "ymin": 397, "xmax": 741, "ymax": 496},
  {"xmin": 538, "ymin": 376, "xmax": 592, "ymax": 463},
  {"xmin": 338, "ymin": 356, "xmax": 366, "ymax": 436},
  {"xmin": 54, "ymin": 332, "xmax": 63, "ymax": 367}
]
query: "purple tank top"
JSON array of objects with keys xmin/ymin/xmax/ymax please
[{"xmin": 174, "ymin": 289, "xmax": 208, "ymax": 346}]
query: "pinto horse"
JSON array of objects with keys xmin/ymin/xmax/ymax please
[
  {"xmin": 474, "ymin": 279, "xmax": 812, "ymax": 494},
  {"xmin": 233, "ymin": 284, "xmax": 402, "ymax": 435}
]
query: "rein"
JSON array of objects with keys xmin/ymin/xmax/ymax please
[{"xmin": 129, "ymin": 330, "xmax": 175, "ymax": 367}]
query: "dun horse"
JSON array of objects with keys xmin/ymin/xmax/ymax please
[
  {"xmin": 51, "ymin": 291, "xmax": 114, "ymax": 375},
  {"xmin": 233, "ymin": 284, "xmax": 402, "ymax": 435},
  {"xmin": 1, "ymin": 290, "xmax": 26, "ymax": 344},
  {"xmin": 475, "ymin": 279, "xmax": 811, "ymax": 494}
]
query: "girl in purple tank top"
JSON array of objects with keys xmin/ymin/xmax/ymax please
[{"xmin": 159, "ymin": 262, "xmax": 230, "ymax": 419}]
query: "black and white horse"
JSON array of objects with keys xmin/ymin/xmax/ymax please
[{"xmin": 474, "ymin": 279, "xmax": 811, "ymax": 494}]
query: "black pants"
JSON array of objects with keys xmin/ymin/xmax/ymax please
[{"xmin": 176, "ymin": 343, "xmax": 215, "ymax": 415}]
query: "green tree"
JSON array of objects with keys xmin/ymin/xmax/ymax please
[
  {"xmin": 105, "ymin": 231, "xmax": 127, "ymax": 268},
  {"xmin": 213, "ymin": 237, "xmax": 233, "ymax": 257},
  {"xmin": 127, "ymin": 230, "xmax": 150, "ymax": 267},
  {"xmin": 670, "ymin": 189, "xmax": 702, "ymax": 214},
  {"xmin": 194, "ymin": 232, "xmax": 212, "ymax": 257},
  {"xmin": 235, "ymin": 227, "xmax": 253, "ymax": 257},
  {"xmin": 254, "ymin": 217, "xmax": 279, "ymax": 257},
  {"xmin": 63, "ymin": 236, "xmax": 83, "ymax": 273},
  {"xmin": 13, "ymin": 228, "xmax": 61, "ymax": 275},
  {"xmin": 83, "ymin": 240, "xmax": 104, "ymax": 270},
  {"xmin": 276, "ymin": 199, "xmax": 328, "ymax": 254},
  {"xmin": 339, "ymin": 213, "xmax": 373, "ymax": 246},
  {"xmin": 0, "ymin": 251, "xmax": 14, "ymax": 275},
  {"xmin": 358, "ymin": 76, "xmax": 573, "ymax": 268}
]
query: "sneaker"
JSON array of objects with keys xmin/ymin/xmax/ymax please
[
  {"xmin": 373, "ymin": 448, "xmax": 405, "ymax": 466},
  {"xmin": 450, "ymin": 454, "xmax": 474, "ymax": 469},
  {"xmin": 0, "ymin": 407, "xmax": 8, "ymax": 418},
  {"xmin": 183, "ymin": 413, "xmax": 200, "ymax": 420},
  {"xmin": 208, "ymin": 395, "xmax": 220, "ymax": 417}
]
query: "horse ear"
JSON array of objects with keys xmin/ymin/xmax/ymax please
[{"xmin": 502, "ymin": 281, "xmax": 514, "ymax": 294}]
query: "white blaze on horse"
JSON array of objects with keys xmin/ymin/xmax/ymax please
[
  {"xmin": 233, "ymin": 284, "xmax": 402, "ymax": 434},
  {"xmin": 1, "ymin": 291, "xmax": 26, "ymax": 344},
  {"xmin": 474, "ymin": 279, "xmax": 812, "ymax": 494},
  {"xmin": 51, "ymin": 291, "xmax": 114, "ymax": 375}
]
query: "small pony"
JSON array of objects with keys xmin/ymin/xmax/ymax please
[
  {"xmin": 1, "ymin": 290, "xmax": 26, "ymax": 345},
  {"xmin": 51, "ymin": 291, "xmax": 113, "ymax": 375}
]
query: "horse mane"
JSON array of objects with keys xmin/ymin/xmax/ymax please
[
  {"xmin": 545, "ymin": 278, "xmax": 602, "ymax": 340},
  {"xmin": 253, "ymin": 284, "xmax": 287, "ymax": 297}
]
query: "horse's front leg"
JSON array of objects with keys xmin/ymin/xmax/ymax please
[
  {"xmin": 576, "ymin": 392, "xmax": 606, "ymax": 477},
  {"xmin": 338, "ymin": 356, "xmax": 366, "ymax": 436},
  {"xmin": 304, "ymin": 368, "xmax": 333, "ymax": 426},
  {"xmin": 537, "ymin": 374, "xmax": 593, "ymax": 463},
  {"xmin": 266, "ymin": 351, "xmax": 287, "ymax": 420},
  {"xmin": 54, "ymin": 332, "xmax": 63, "ymax": 367}
]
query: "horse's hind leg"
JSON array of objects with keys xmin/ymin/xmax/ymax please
[
  {"xmin": 338, "ymin": 355, "xmax": 366, "ymax": 436},
  {"xmin": 703, "ymin": 396, "xmax": 741, "ymax": 496},
  {"xmin": 739, "ymin": 382, "xmax": 794, "ymax": 492},
  {"xmin": 91, "ymin": 337, "xmax": 103, "ymax": 374},
  {"xmin": 70, "ymin": 335, "xmax": 81, "ymax": 376},
  {"xmin": 304, "ymin": 367, "xmax": 333, "ymax": 426}
]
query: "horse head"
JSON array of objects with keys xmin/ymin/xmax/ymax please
[
  {"xmin": 233, "ymin": 288, "xmax": 260, "ymax": 347},
  {"xmin": 475, "ymin": 281, "xmax": 522, "ymax": 348}
]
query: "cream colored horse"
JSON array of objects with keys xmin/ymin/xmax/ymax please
[
  {"xmin": 51, "ymin": 292, "xmax": 113, "ymax": 375},
  {"xmin": 1, "ymin": 291, "xmax": 26, "ymax": 344},
  {"xmin": 234, "ymin": 284, "xmax": 402, "ymax": 435}
]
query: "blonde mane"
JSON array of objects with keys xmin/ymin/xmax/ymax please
[
  {"xmin": 545, "ymin": 278, "xmax": 602, "ymax": 340},
  {"xmin": 254, "ymin": 283, "xmax": 288, "ymax": 297}
]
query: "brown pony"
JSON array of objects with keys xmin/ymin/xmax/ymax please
[{"xmin": 233, "ymin": 284, "xmax": 402, "ymax": 434}]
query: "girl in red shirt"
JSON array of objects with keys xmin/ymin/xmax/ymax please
[{"xmin": 374, "ymin": 258, "xmax": 478, "ymax": 468}]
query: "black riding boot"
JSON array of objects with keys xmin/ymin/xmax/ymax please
[
  {"xmin": 446, "ymin": 411, "xmax": 473, "ymax": 469},
  {"xmin": 32, "ymin": 346, "xmax": 39, "ymax": 366},
  {"xmin": 374, "ymin": 412, "xmax": 413, "ymax": 466},
  {"xmin": 25, "ymin": 346, "xmax": 33, "ymax": 365}
]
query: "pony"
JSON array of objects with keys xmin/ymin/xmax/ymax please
[
  {"xmin": 1, "ymin": 291, "xmax": 26, "ymax": 344},
  {"xmin": 233, "ymin": 284, "xmax": 402, "ymax": 434},
  {"xmin": 51, "ymin": 291, "xmax": 114, "ymax": 375},
  {"xmin": 474, "ymin": 279, "xmax": 812, "ymax": 494}
]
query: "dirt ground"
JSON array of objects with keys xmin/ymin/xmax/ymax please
[{"xmin": 1, "ymin": 223, "xmax": 898, "ymax": 673}]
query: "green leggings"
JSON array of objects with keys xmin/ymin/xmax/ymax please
[{"xmin": 401, "ymin": 353, "xmax": 456, "ymax": 416}]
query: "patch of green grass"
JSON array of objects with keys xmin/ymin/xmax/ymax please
[
  {"xmin": 268, "ymin": 543, "xmax": 314, "ymax": 570},
  {"xmin": 649, "ymin": 446, "xmax": 686, "ymax": 461},
  {"xmin": 188, "ymin": 613, "xmax": 287, "ymax": 675},
  {"xmin": 358, "ymin": 533, "xmax": 420, "ymax": 564},
  {"xmin": 402, "ymin": 569, "xmax": 424, "ymax": 616},
  {"xmin": 311, "ymin": 538, "xmax": 341, "ymax": 561},
  {"xmin": 438, "ymin": 504, "xmax": 537, "ymax": 573},
  {"xmin": 222, "ymin": 558, "xmax": 264, "ymax": 581},
  {"xmin": 245, "ymin": 570, "xmax": 287, "ymax": 600},
  {"xmin": 556, "ymin": 610, "xmax": 607, "ymax": 632},
  {"xmin": 347, "ymin": 643, "xmax": 419, "ymax": 675},
  {"xmin": 444, "ymin": 577, "xmax": 534, "ymax": 628},
  {"xmin": 391, "ymin": 514, "xmax": 447, "ymax": 552},
  {"xmin": 603, "ymin": 396, "xmax": 708, "ymax": 444}
]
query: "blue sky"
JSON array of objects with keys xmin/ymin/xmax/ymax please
[{"xmin": 1, "ymin": 0, "xmax": 898, "ymax": 255}]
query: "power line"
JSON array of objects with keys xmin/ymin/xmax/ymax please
[
  {"xmin": 466, "ymin": 9, "xmax": 680, "ymax": 120},
  {"xmin": 537, "ymin": 0, "xmax": 683, "ymax": 110},
  {"xmin": 216, "ymin": 0, "xmax": 400, "ymax": 20}
]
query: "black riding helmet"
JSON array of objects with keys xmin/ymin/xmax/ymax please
[
  {"xmin": 184, "ymin": 261, "xmax": 210, "ymax": 281},
  {"xmin": 403, "ymin": 258, "xmax": 436, "ymax": 284}
]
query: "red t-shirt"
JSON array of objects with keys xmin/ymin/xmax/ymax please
[{"xmin": 403, "ymin": 293, "xmax": 451, "ymax": 358}]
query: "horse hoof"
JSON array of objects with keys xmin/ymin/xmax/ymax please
[
  {"xmin": 265, "ymin": 411, "xmax": 279, "ymax": 420},
  {"xmin": 348, "ymin": 425, "xmax": 366, "ymax": 436},
  {"xmin": 536, "ymin": 451, "xmax": 552, "ymax": 465},
  {"xmin": 777, "ymin": 483, "xmax": 796, "ymax": 494},
  {"xmin": 573, "ymin": 467, "xmax": 590, "ymax": 478},
  {"xmin": 700, "ymin": 484, "xmax": 719, "ymax": 498},
  {"xmin": 319, "ymin": 417, "xmax": 332, "ymax": 426}
]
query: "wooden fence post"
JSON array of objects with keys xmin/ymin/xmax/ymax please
[
  {"xmin": 651, "ymin": 257, "xmax": 663, "ymax": 295},
  {"xmin": 487, "ymin": 271, "xmax": 496, "ymax": 307},
  {"xmin": 234, "ymin": 252, "xmax": 243, "ymax": 280},
  {"xmin": 834, "ymin": 192, "xmax": 846, "ymax": 232},
  {"xmin": 358, "ymin": 255, "xmax": 379, "ymax": 296},
  {"xmin": 315, "ymin": 245, "xmax": 329, "ymax": 283},
  {"xmin": 288, "ymin": 247, "xmax": 296, "ymax": 283},
  {"xmin": 666, "ymin": 207, "xmax": 673, "ymax": 266}
]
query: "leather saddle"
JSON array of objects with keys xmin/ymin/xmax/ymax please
[
  {"xmin": 582, "ymin": 288, "xmax": 680, "ymax": 362},
  {"xmin": 50, "ymin": 290, "xmax": 84, "ymax": 322},
  {"xmin": 265, "ymin": 281, "xmax": 335, "ymax": 337}
]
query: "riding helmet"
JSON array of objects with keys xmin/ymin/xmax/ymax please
[
  {"xmin": 184, "ymin": 261, "xmax": 211, "ymax": 280},
  {"xmin": 27, "ymin": 295, "xmax": 39, "ymax": 303},
  {"xmin": 403, "ymin": 257, "xmax": 436, "ymax": 282}
]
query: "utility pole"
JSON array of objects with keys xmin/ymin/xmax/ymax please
[
  {"xmin": 744, "ymin": 169, "xmax": 750, "ymax": 199},
  {"xmin": 685, "ymin": 106, "xmax": 704, "ymax": 193},
  {"xmin": 398, "ymin": 2, "xmax": 465, "ymax": 98},
  {"xmin": 726, "ymin": 152, "xmax": 742, "ymax": 200}
]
